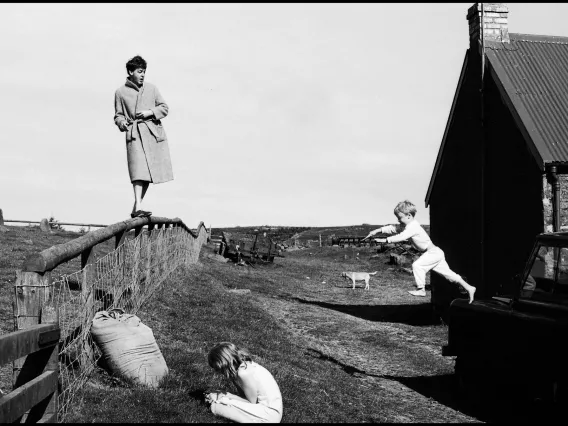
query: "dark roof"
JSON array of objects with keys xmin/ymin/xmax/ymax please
[
  {"xmin": 486, "ymin": 33, "xmax": 568, "ymax": 166},
  {"xmin": 426, "ymin": 33, "xmax": 568, "ymax": 207}
]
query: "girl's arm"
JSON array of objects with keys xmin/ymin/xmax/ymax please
[{"xmin": 234, "ymin": 367, "xmax": 259, "ymax": 404}]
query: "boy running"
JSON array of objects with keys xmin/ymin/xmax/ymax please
[{"xmin": 364, "ymin": 200, "xmax": 476, "ymax": 303}]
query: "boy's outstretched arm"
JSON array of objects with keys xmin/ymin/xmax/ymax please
[
  {"xmin": 363, "ymin": 228, "xmax": 381, "ymax": 240},
  {"xmin": 363, "ymin": 224, "xmax": 400, "ymax": 240},
  {"xmin": 384, "ymin": 226, "xmax": 415, "ymax": 244}
]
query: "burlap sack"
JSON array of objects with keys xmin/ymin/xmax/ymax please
[{"xmin": 91, "ymin": 309, "xmax": 168, "ymax": 387}]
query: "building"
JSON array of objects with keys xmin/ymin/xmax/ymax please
[{"xmin": 425, "ymin": 3, "xmax": 568, "ymax": 310}]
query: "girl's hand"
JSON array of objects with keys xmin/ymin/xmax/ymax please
[
  {"xmin": 204, "ymin": 392, "xmax": 217, "ymax": 404},
  {"xmin": 118, "ymin": 121, "xmax": 130, "ymax": 131},
  {"xmin": 135, "ymin": 110, "xmax": 154, "ymax": 119}
]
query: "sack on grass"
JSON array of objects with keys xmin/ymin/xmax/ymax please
[{"xmin": 90, "ymin": 308, "xmax": 168, "ymax": 387}]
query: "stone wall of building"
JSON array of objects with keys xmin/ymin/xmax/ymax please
[{"xmin": 542, "ymin": 174, "xmax": 568, "ymax": 233}]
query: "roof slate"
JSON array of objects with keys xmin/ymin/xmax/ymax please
[{"xmin": 486, "ymin": 33, "xmax": 568, "ymax": 165}]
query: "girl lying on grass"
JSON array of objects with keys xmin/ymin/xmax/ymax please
[{"xmin": 205, "ymin": 342, "xmax": 283, "ymax": 423}]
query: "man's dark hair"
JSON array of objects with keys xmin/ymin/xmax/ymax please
[{"xmin": 126, "ymin": 55, "xmax": 147, "ymax": 72}]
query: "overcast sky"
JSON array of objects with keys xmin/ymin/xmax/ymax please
[{"xmin": 2, "ymin": 3, "xmax": 567, "ymax": 229}]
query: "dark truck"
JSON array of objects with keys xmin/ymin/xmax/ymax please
[{"xmin": 442, "ymin": 232, "xmax": 568, "ymax": 420}]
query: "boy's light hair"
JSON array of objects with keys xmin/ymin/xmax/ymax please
[
  {"xmin": 394, "ymin": 200, "xmax": 417, "ymax": 217},
  {"xmin": 208, "ymin": 342, "xmax": 253, "ymax": 381}
]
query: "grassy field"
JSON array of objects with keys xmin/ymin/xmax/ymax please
[{"xmin": 1, "ymin": 225, "xmax": 481, "ymax": 422}]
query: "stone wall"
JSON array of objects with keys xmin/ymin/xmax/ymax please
[{"xmin": 542, "ymin": 174, "xmax": 568, "ymax": 233}]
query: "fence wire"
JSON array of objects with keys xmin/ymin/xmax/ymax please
[{"xmin": 17, "ymin": 224, "xmax": 208, "ymax": 421}]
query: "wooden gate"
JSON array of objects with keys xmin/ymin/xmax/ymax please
[{"xmin": 0, "ymin": 323, "xmax": 60, "ymax": 423}]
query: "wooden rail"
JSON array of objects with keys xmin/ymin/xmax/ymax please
[
  {"xmin": 0, "ymin": 324, "xmax": 60, "ymax": 423},
  {"xmin": 4, "ymin": 220, "xmax": 108, "ymax": 228},
  {"xmin": 22, "ymin": 217, "xmax": 208, "ymax": 273}
]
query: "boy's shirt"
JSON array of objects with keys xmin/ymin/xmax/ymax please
[{"xmin": 378, "ymin": 219, "xmax": 432, "ymax": 252}]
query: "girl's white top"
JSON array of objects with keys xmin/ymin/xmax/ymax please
[
  {"xmin": 239, "ymin": 362, "xmax": 283, "ymax": 413},
  {"xmin": 379, "ymin": 219, "xmax": 433, "ymax": 252}
]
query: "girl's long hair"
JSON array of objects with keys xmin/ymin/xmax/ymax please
[{"xmin": 208, "ymin": 342, "xmax": 253, "ymax": 380}]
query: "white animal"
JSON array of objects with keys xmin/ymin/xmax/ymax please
[{"xmin": 340, "ymin": 271, "xmax": 378, "ymax": 290}]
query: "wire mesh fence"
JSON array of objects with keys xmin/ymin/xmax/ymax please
[{"xmin": 13, "ymin": 223, "xmax": 208, "ymax": 421}]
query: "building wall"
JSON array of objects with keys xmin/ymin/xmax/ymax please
[
  {"xmin": 482, "ymin": 72, "xmax": 543, "ymax": 296},
  {"xmin": 429, "ymin": 48, "xmax": 546, "ymax": 311},
  {"xmin": 429, "ymin": 50, "xmax": 484, "ymax": 310}
]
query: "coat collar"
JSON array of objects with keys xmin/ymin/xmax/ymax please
[{"xmin": 125, "ymin": 78, "xmax": 143, "ymax": 92}]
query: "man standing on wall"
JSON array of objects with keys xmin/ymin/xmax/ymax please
[{"xmin": 114, "ymin": 55, "xmax": 174, "ymax": 218}]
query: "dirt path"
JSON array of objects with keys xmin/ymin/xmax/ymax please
[{"xmin": 251, "ymin": 294, "xmax": 480, "ymax": 423}]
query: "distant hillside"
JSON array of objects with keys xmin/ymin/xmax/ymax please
[
  {"xmin": 211, "ymin": 226, "xmax": 311, "ymax": 243},
  {"xmin": 211, "ymin": 224, "xmax": 430, "ymax": 247}
]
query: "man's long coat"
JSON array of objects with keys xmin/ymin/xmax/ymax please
[{"xmin": 114, "ymin": 80, "xmax": 174, "ymax": 184}]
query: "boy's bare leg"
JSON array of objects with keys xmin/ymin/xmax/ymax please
[{"xmin": 430, "ymin": 256, "xmax": 476, "ymax": 304}]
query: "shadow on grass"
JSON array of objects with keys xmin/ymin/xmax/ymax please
[
  {"xmin": 187, "ymin": 389, "xmax": 207, "ymax": 404},
  {"xmin": 295, "ymin": 299, "xmax": 443, "ymax": 326},
  {"xmin": 384, "ymin": 374, "xmax": 478, "ymax": 419},
  {"xmin": 386, "ymin": 373, "xmax": 566, "ymax": 424}
]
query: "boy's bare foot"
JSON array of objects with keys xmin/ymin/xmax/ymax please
[
  {"xmin": 408, "ymin": 289, "xmax": 426, "ymax": 297},
  {"xmin": 467, "ymin": 286, "xmax": 476, "ymax": 304}
]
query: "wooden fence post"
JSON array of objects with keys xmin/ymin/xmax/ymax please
[
  {"xmin": 0, "ymin": 209, "xmax": 6, "ymax": 232},
  {"xmin": 145, "ymin": 224, "xmax": 154, "ymax": 294},
  {"xmin": 13, "ymin": 270, "xmax": 58, "ymax": 422},
  {"xmin": 80, "ymin": 247, "xmax": 98, "ymax": 366},
  {"xmin": 128, "ymin": 226, "xmax": 143, "ymax": 311},
  {"xmin": 115, "ymin": 230, "xmax": 126, "ymax": 249},
  {"xmin": 39, "ymin": 218, "xmax": 52, "ymax": 233}
]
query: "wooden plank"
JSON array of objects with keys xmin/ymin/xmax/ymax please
[
  {"xmin": 0, "ymin": 324, "xmax": 58, "ymax": 366},
  {"xmin": 0, "ymin": 370, "xmax": 57, "ymax": 423}
]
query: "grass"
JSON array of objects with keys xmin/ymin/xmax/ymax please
[
  {"xmin": 1, "ymin": 225, "xmax": 479, "ymax": 422},
  {"xmin": 67, "ymin": 243, "xmax": 476, "ymax": 423}
]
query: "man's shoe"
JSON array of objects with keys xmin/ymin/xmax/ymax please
[
  {"xmin": 130, "ymin": 210, "xmax": 152, "ymax": 218},
  {"xmin": 408, "ymin": 289, "xmax": 427, "ymax": 297}
]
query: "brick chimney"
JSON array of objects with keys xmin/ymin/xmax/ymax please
[{"xmin": 467, "ymin": 3, "xmax": 509, "ymax": 49}]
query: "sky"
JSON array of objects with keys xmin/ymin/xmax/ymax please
[{"xmin": 2, "ymin": 3, "xmax": 568, "ymax": 229}]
